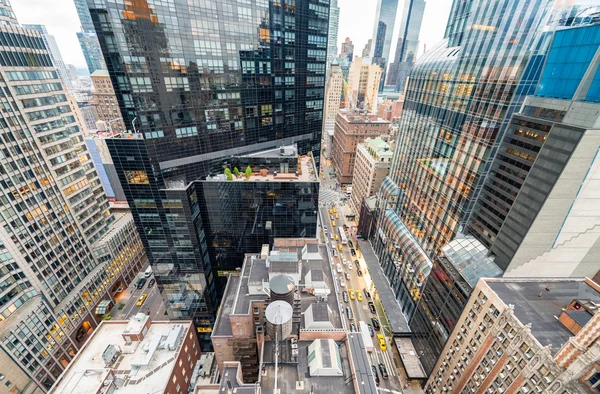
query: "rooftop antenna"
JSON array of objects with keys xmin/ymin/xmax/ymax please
[{"xmin": 273, "ymin": 331, "xmax": 279, "ymax": 394}]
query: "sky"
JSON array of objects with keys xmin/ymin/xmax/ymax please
[{"xmin": 12, "ymin": 0, "xmax": 453, "ymax": 70}]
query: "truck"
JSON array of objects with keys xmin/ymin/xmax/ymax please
[
  {"xmin": 359, "ymin": 321, "xmax": 374, "ymax": 353},
  {"xmin": 144, "ymin": 266, "xmax": 153, "ymax": 278}
]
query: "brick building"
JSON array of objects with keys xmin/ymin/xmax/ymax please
[
  {"xmin": 331, "ymin": 109, "xmax": 389, "ymax": 184},
  {"xmin": 426, "ymin": 278, "xmax": 600, "ymax": 394},
  {"xmin": 90, "ymin": 70, "xmax": 126, "ymax": 133}
]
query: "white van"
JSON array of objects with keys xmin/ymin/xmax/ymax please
[{"xmin": 144, "ymin": 266, "xmax": 153, "ymax": 278}]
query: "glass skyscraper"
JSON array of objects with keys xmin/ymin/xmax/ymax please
[
  {"xmin": 86, "ymin": 0, "xmax": 327, "ymax": 343},
  {"xmin": 368, "ymin": 0, "xmax": 399, "ymax": 74},
  {"xmin": 371, "ymin": 0, "xmax": 581, "ymax": 320},
  {"xmin": 73, "ymin": 0, "xmax": 106, "ymax": 74}
]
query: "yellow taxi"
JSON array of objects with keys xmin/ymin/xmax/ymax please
[
  {"xmin": 349, "ymin": 289, "xmax": 355, "ymax": 300},
  {"xmin": 329, "ymin": 209, "xmax": 333, "ymax": 214},
  {"xmin": 337, "ymin": 243, "xmax": 343, "ymax": 251},
  {"xmin": 334, "ymin": 234, "xmax": 339, "ymax": 241},
  {"xmin": 377, "ymin": 334, "xmax": 387, "ymax": 351},
  {"xmin": 333, "ymin": 207, "xmax": 337, "ymax": 213},
  {"xmin": 356, "ymin": 291, "xmax": 363, "ymax": 302},
  {"xmin": 335, "ymin": 213, "xmax": 339, "ymax": 219},
  {"xmin": 332, "ymin": 221, "xmax": 336, "ymax": 227},
  {"xmin": 136, "ymin": 293, "xmax": 148, "ymax": 306}
]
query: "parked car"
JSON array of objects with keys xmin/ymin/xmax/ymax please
[
  {"xmin": 136, "ymin": 278, "xmax": 146, "ymax": 289},
  {"xmin": 364, "ymin": 289, "xmax": 371, "ymax": 299},
  {"xmin": 323, "ymin": 225, "xmax": 328, "ymax": 231},
  {"xmin": 343, "ymin": 291, "xmax": 349, "ymax": 303},
  {"xmin": 368, "ymin": 302, "xmax": 376, "ymax": 314},
  {"xmin": 378, "ymin": 363, "xmax": 389, "ymax": 379},
  {"xmin": 336, "ymin": 264, "xmax": 342, "ymax": 273},
  {"xmin": 371, "ymin": 365, "xmax": 380, "ymax": 386},
  {"xmin": 351, "ymin": 249, "xmax": 356, "ymax": 256},
  {"xmin": 350, "ymin": 323, "xmax": 357, "ymax": 332},
  {"xmin": 340, "ymin": 278, "xmax": 346, "ymax": 287},
  {"xmin": 346, "ymin": 307, "xmax": 353, "ymax": 320},
  {"xmin": 345, "ymin": 272, "xmax": 351, "ymax": 281},
  {"xmin": 148, "ymin": 278, "xmax": 156, "ymax": 288},
  {"xmin": 354, "ymin": 260, "xmax": 360, "ymax": 269},
  {"xmin": 348, "ymin": 240, "xmax": 354, "ymax": 248},
  {"xmin": 371, "ymin": 318, "xmax": 381, "ymax": 330},
  {"xmin": 357, "ymin": 269, "xmax": 363, "ymax": 277},
  {"xmin": 367, "ymin": 324, "xmax": 374, "ymax": 336}
]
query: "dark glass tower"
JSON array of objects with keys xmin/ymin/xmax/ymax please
[{"xmin": 87, "ymin": 0, "xmax": 326, "ymax": 344}]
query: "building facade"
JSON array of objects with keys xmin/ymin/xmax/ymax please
[
  {"xmin": 349, "ymin": 137, "xmax": 392, "ymax": 221},
  {"xmin": 370, "ymin": 0, "xmax": 585, "ymax": 320},
  {"xmin": 368, "ymin": 0, "xmax": 399, "ymax": 81},
  {"xmin": 73, "ymin": 0, "xmax": 106, "ymax": 74},
  {"xmin": 322, "ymin": 60, "xmax": 343, "ymax": 160},
  {"xmin": 467, "ymin": 23, "xmax": 600, "ymax": 278},
  {"xmin": 326, "ymin": 0, "xmax": 339, "ymax": 74},
  {"xmin": 376, "ymin": 96, "xmax": 404, "ymax": 122},
  {"xmin": 426, "ymin": 277, "xmax": 600, "ymax": 394},
  {"xmin": 90, "ymin": 70, "xmax": 125, "ymax": 134},
  {"xmin": 385, "ymin": 0, "xmax": 425, "ymax": 92},
  {"xmin": 0, "ymin": 6, "xmax": 145, "ymax": 390},
  {"xmin": 347, "ymin": 56, "xmax": 382, "ymax": 112},
  {"xmin": 22, "ymin": 25, "xmax": 75, "ymax": 93},
  {"xmin": 340, "ymin": 37, "xmax": 354, "ymax": 62},
  {"xmin": 331, "ymin": 110, "xmax": 389, "ymax": 184},
  {"xmin": 86, "ymin": 0, "xmax": 327, "ymax": 340}
]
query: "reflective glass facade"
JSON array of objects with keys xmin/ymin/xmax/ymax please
[
  {"xmin": 369, "ymin": 0, "xmax": 399, "ymax": 76},
  {"xmin": 89, "ymin": 0, "xmax": 327, "ymax": 342},
  {"xmin": 371, "ymin": 0, "xmax": 569, "ymax": 319}
]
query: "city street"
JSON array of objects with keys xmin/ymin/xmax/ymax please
[
  {"xmin": 110, "ymin": 264, "xmax": 167, "ymax": 321},
  {"xmin": 319, "ymin": 158, "xmax": 407, "ymax": 393}
]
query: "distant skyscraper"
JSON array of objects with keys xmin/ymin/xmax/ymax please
[
  {"xmin": 73, "ymin": 0, "xmax": 106, "ymax": 74},
  {"xmin": 368, "ymin": 0, "xmax": 400, "ymax": 84},
  {"xmin": 323, "ymin": 59, "xmax": 343, "ymax": 159},
  {"xmin": 0, "ymin": 2, "xmax": 145, "ymax": 390},
  {"xmin": 340, "ymin": 37, "xmax": 354, "ymax": 62},
  {"xmin": 86, "ymin": 0, "xmax": 326, "ymax": 346},
  {"xmin": 371, "ymin": 0, "xmax": 584, "ymax": 320},
  {"xmin": 22, "ymin": 24, "xmax": 75, "ymax": 92},
  {"xmin": 326, "ymin": 0, "xmax": 340, "ymax": 74},
  {"xmin": 362, "ymin": 39, "xmax": 372, "ymax": 58},
  {"xmin": 347, "ymin": 56, "xmax": 382, "ymax": 112},
  {"xmin": 390, "ymin": 0, "xmax": 425, "ymax": 92}
]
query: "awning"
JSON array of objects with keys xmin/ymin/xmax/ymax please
[{"xmin": 95, "ymin": 300, "xmax": 112, "ymax": 315}]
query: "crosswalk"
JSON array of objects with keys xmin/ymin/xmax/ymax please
[
  {"xmin": 319, "ymin": 188, "xmax": 344, "ymax": 207},
  {"xmin": 369, "ymin": 347, "xmax": 397, "ymax": 378}
]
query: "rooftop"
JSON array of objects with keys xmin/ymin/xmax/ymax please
[
  {"xmin": 440, "ymin": 236, "xmax": 503, "ymax": 288},
  {"xmin": 338, "ymin": 109, "xmax": 390, "ymax": 124},
  {"xmin": 51, "ymin": 318, "xmax": 193, "ymax": 394},
  {"xmin": 207, "ymin": 154, "xmax": 318, "ymax": 183},
  {"xmin": 486, "ymin": 278, "xmax": 600, "ymax": 354},
  {"xmin": 91, "ymin": 70, "xmax": 110, "ymax": 77}
]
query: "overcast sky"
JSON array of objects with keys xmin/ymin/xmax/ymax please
[{"xmin": 12, "ymin": 0, "xmax": 452, "ymax": 70}]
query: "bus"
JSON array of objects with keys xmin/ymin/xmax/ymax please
[{"xmin": 338, "ymin": 228, "xmax": 348, "ymax": 245}]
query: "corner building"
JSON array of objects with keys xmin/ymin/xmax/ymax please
[
  {"xmin": 86, "ymin": 0, "xmax": 328, "ymax": 343},
  {"xmin": 370, "ymin": 0, "xmax": 584, "ymax": 320}
]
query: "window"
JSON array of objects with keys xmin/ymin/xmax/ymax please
[
  {"xmin": 175, "ymin": 127, "xmax": 198, "ymax": 138},
  {"xmin": 124, "ymin": 170, "xmax": 149, "ymax": 185}
]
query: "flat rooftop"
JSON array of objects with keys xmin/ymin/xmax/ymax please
[
  {"xmin": 51, "ymin": 319, "xmax": 193, "ymax": 394},
  {"xmin": 486, "ymin": 278, "xmax": 600, "ymax": 355},
  {"xmin": 358, "ymin": 239, "xmax": 410, "ymax": 334},
  {"xmin": 261, "ymin": 341, "xmax": 355, "ymax": 394},
  {"xmin": 207, "ymin": 155, "xmax": 318, "ymax": 183},
  {"xmin": 338, "ymin": 109, "xmax": 390, "ymax": 124}
]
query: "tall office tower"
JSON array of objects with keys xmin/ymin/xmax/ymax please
[
  {"xmin": 385, "ymin": 37, "xmax": 404, "ymax": 88},
  {"xmin": 86, "ymin": 0, "xmax": 327, "ymax": 341},
  {"xmin": 385, "ymin": 0, "xmax": 425, "ymax": 93},
  {"xmin": 371, "ymin": 0, "xmax": 580, "ymax": 320},
  {"xmin": 362, "ymin": 39, "xmax": 372, "ymax": 58},
  {"xmin": 22, "ymin": 24, "xmax": 76, "ymax": 93},
  {"xmin": 368, "ymin": 0, "xmax": 399, "ymax": 88},
  {"xmin": 72, "ymin": 0, "xmax": 106, "ymax": 74},
  {"xmin": 326, "ymin": 0, "xmax": 340, "ymax": 74},
  {"xmin": 90, "ymin": 70, "xmax": 126, "ymax": 134},
  {"xmin": 0, "ymin": 6, "xmax": 145, "ymax": 391},
  {"xmin": 323, "ymin": 60, "xmax": 343, "ymax": 160},
  {"xmin": 347, "ymin": 56, "xmax": 382, "ymax": 112},
  {"xmin": 340, "ymin": 37, "xmax": 354, "ymax": 62},
  {"xmin": 467, "ymin": 21, "xmax": 600, "ymax": 278}
]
